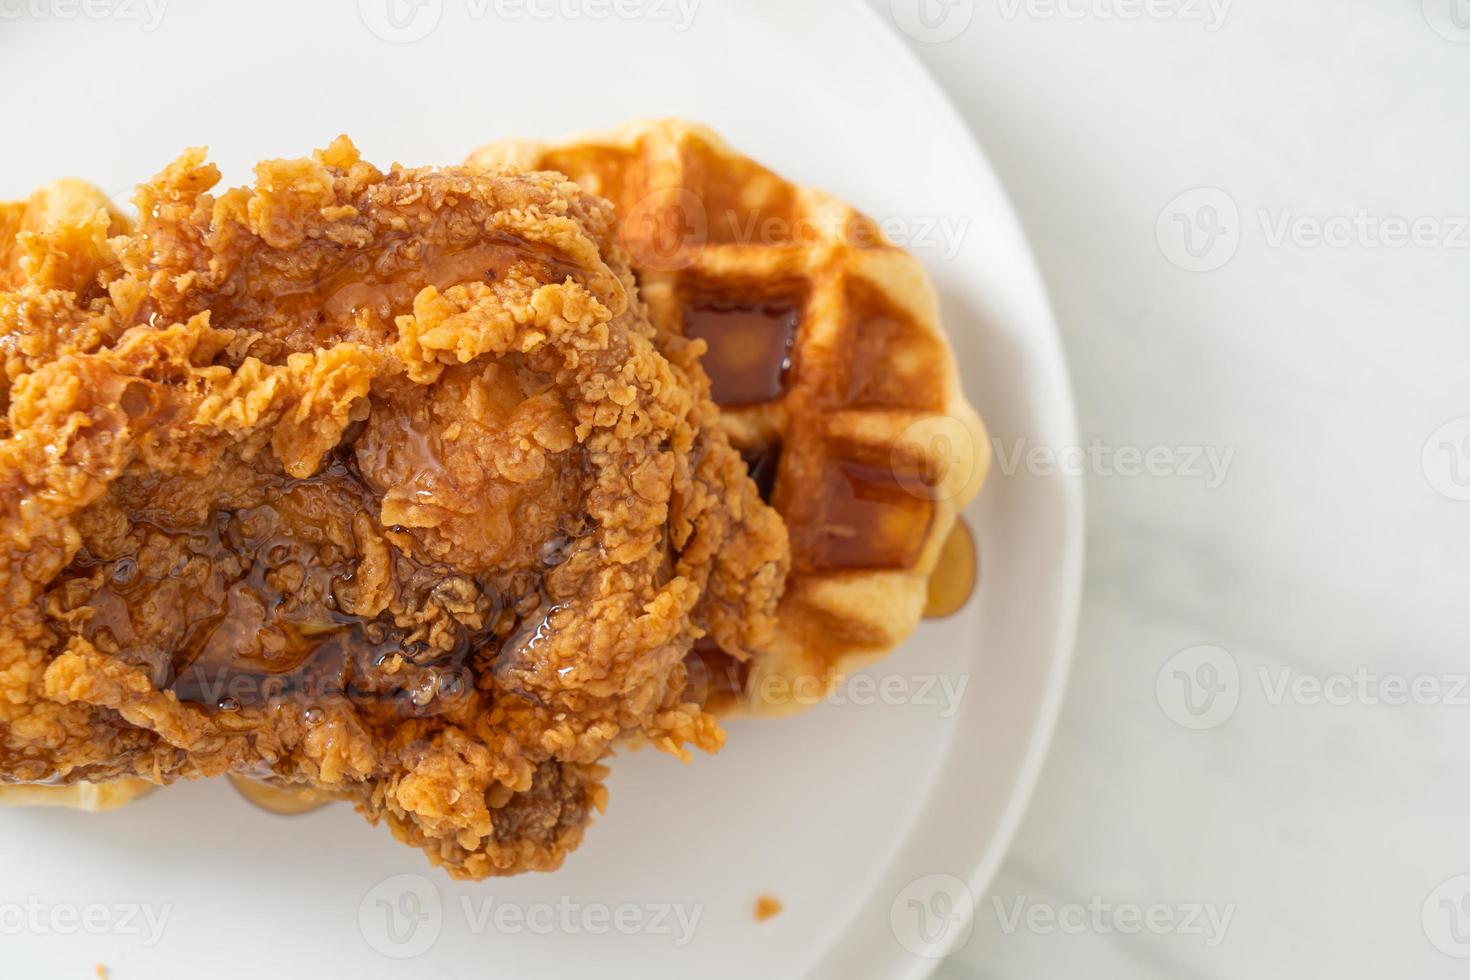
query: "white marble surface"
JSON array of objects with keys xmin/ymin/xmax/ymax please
[{"xmin": 872, "ymin": 1, "xmax": 1470, "ymax": 977}]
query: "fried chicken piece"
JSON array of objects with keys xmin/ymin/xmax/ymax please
[
  {"xmin": 0, "ymin": 179, "xmax": 130, "ymax": 289},
  {"xmin": 0, "ymin": 138, "xmax": 788, "ymax": 877},
  {"xmin": 0, "ymin": 179, "xmax": 155, "ymax": 812}
]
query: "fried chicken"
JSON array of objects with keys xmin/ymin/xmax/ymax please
[
  {"xmin": 0, "ymin": 138, "xmax": 788, "ymax": 877},
  {"xmin": 0, "ymin": 179, "xmax": 130, "ymax": 288}
]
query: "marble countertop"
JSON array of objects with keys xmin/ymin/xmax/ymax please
[{"xmin": 876, "ymin": 1, "xmax": 1470, "ymax": 976}]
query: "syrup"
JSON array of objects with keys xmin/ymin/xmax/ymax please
[
  {"xmin": 923, "ymin": 518, "xmax": 977, "ymax": 619},
  {"xmin": 683, "ymin": 297, "xmax": 799, "ymax": 406},
  {"xmin": 228, "ymin": 775, "xmax": 333, "ymax": 816}
]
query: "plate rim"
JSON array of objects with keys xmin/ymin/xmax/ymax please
[{"xmin": 842, "ymin": 4, "xmax": 1085, "ymax": 977}]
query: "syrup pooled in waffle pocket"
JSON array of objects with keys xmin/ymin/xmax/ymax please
[{"xmin": 468, "ymin": 120, "xmax": 991, "ymax": 717}]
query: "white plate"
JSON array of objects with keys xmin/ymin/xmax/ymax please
[{"xmin": 0, "ymin": 2, "xmax": 1082, "ymax": 977}]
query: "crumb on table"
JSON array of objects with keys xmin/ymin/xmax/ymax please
[{"xmin": 754, "ymin": 895, "xmax": 783, "ymax": 921}]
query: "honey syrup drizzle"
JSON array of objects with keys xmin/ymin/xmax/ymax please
[
  {"xmin": 923, "ymin": 517, "xmax": 977, "ymax": 619},
  {"xmin": 683, "ymin": 296, "xmax": 799, "ymax": 406},
  {"xmin": 228, "ymin": 775, "xmax": 333, "ymax": 816}
]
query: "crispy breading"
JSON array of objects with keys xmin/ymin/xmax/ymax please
[{"xmin": 0, "ymin": 139, "xmax": 787, "ymax": 877}]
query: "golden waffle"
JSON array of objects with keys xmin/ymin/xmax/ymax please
[
  {"xmin": 0, "ymin": 779, "xmax": 153, "ymax": 811},
  {"xmin": 468, "ymin": 120, "xmax": 989, "ymax": 716}
]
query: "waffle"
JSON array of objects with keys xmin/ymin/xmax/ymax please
[
  {"xmin": 0, "ymin": 779, "xmax": 154, "ymax": 811},
  {"xmin": 468, "ymin": 120, "xmax": 989, "ymax": 717}
]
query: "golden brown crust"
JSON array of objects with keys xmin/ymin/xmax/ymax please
[
  {"xmin": 0, "ymin": 179, "xmax": 130, "ymax": 291},
  {"xmin": 0, "ymin": 138, "xmax": 787, "ymax": 877}
]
